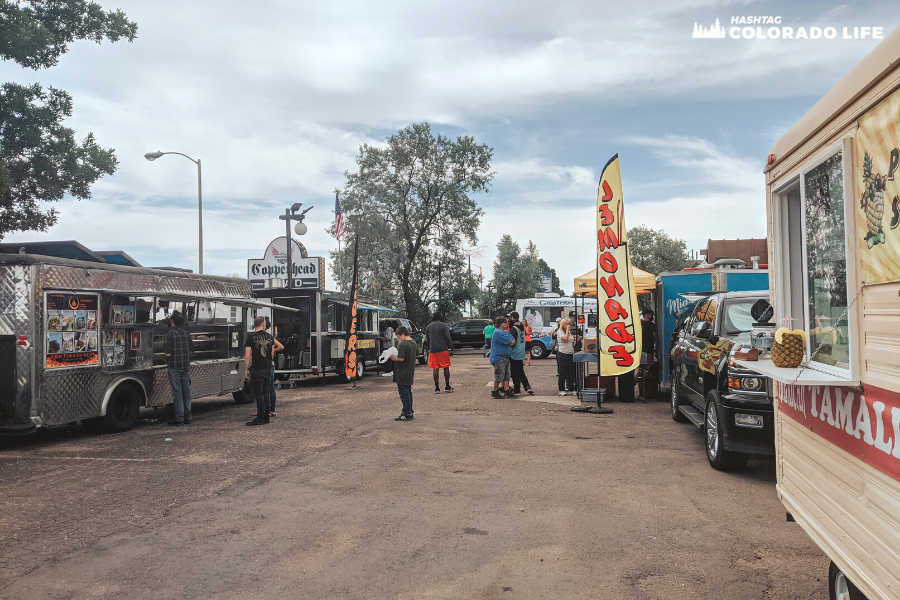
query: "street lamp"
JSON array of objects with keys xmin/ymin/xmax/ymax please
[
  {"xmin": 144, "ymin": 151, "xmax": 203, "ymax": 274},
  {"xmin": 279, "ymin": 204, "xmax": 313, "ymax": 289}
]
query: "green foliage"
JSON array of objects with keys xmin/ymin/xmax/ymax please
[
  {"xmin": 0, "ymin": 0, "xmax": 136, "ymax": 240},
  {"xmin": 478, "ymin": 235, "xmax": 543, "ymax": 317},
  {"xmin": 330, "ymin": 123, "xmax": 493, "ymax": 324},
  {"xmin": 0, "ymin": 83, "xmax": 117, "ymax": 237},
  {"xmin": 626, "ymin": 225, "xmax": 692, "ymax": 275}
]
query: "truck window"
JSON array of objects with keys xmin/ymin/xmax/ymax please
[{"xmin": 722, "ymin": 300, "xmax": 756, "ymax": 335}]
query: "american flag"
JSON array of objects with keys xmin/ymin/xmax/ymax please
[{"xmin": 334, "ymin": 192, "xmax": 345, "ymax": 241}]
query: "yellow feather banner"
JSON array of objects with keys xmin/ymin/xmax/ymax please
[{"xmin": 596, "ymin": 154, "xmax": 641, "ymax": 375}]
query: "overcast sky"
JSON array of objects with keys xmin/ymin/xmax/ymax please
[{"xmin": 3, "ymin": 0, "xmax": 897, "ymax": 299}]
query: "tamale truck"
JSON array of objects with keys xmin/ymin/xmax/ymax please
[{"xmin": 735, "ymin": 28, "xmax": 900, "ymax": 600}]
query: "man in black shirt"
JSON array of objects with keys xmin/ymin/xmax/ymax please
[{"xmin": 245, "ymin": 315, "xmax": 283, "ymax": 426}]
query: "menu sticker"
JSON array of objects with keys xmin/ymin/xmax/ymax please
[
  {"xmin": 102, "ymin": 329, "xmax": 115, "ymax": 347},
  {"xmin": 103, "ymin": 346, "xmax": 114, "ymax": 366},
  {"xmin": 45, "ymin": 293, "xmax": 99, "ymax": 368},
  {"xmin": 123, "ymin": 306, "xmax": 134, "ymax": 325},
  {"xmin": 130, "ymin": 331, "xmax": 141, "ymax": 351},
  {"xmin": 115, "ymin": 330, "xmax": 125, "ymax": 347},
  {"xmin": 114, "ymin": 346, "xmax": 125, "ymax": 366}
]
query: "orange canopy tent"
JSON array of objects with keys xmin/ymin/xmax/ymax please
[{"xmin": 573, "ymin": 267, "xmax": 656, "ymax": 296}]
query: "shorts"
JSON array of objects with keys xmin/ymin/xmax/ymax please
[
  {"xmin": 428, "ymin": 350, "xmax": 451, "ymax": 369},
  {"xmin": 492, "ymin": 356, "xmax": 511, "ymax": 382}
]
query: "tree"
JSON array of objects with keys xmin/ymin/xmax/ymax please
[
  {"xmin": 330, "ymin": 123, "xmax": 493, "ymax": 323},
  {"xmin": 478, "ymin": 235, "xmax": 543, "ymax": 317},
  {"xmin": 537, "ymin": 258, "xmax": 564, "ymax": 296},
  {"xmin": 0, "ymin": 1, "xmax": 138, "ymax": 240},
  {"xmin": 627, "ymin": 225, "xmax": 693, "ymax": 275}
]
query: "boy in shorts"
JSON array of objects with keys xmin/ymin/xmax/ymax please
[{"xmin": 489, "ymin": 316, "xmax": 517, "ymax": 399}]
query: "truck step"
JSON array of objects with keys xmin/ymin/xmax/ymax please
[{"xmin": 678, "ymin": 405, "xmax": 705, "ymax": 428}]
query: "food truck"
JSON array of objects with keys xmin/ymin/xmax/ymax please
[
  {"xmin": 0, "ymin": 241, "xmax": 293, "ymax": 434},
  {"xmin": 656, "ymin": 267, "xmax": 769, "ymax": 383},
  {"xmin": 738, "ymin": 28, "xmax": 900, "ymax": 600},
  {"xmin": 247, "ymin": 237, "xmax": 380, "ymax": 382}
]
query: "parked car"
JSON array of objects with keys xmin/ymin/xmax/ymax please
[
  {"xmin": 669, "ymin": 291, "xmax": 774, "ymax": 470},
  {"xmin": 379, "ymin": 317, "xmax": 427, "ymax": 365},
  {"xmin": 449, "ymin": 319, "xmax": 492, "ymax": 349}
]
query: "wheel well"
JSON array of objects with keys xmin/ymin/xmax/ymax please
[{"xmin": 100, "ymin": 378, "xmax": 147, "ymax": 416}]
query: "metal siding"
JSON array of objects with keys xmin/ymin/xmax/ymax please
[
  {"xmin": 777, "ymin": 411, "xmax": 900, "ymax": 600},
  {"xmin": 0, "ymin": 265, "xmax": 35, "ymax": 424},
  {"xmin": 40, "ymin": 263, "xmax": 251, "ymax": 298}
]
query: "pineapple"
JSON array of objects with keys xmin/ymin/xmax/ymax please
[{"xmin": 772, "ymin": 327, "xmax": 805, "ymax": 368}]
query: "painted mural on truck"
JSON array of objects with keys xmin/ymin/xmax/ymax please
[{"xmin": 856, "ymin": 86, "xmax": 900, "ymax": 283}]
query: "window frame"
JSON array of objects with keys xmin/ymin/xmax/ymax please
[{"xmin": 771, "ymin": 137, "xmax": 859, "ymax": 380}]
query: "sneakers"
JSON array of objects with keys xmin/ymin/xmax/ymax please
[
  {"xmin": 558, "ymin": 391, "xmax": 568, "ymax": 396},
  {"xmin": 183, "ymin": 418, "xmax": 193, "ymax": 424},
  {"xmin": 434, "ymin": 387, "xmax": 441, "ymax": 394},
  {"xmin": 444, "ymin": 385, "xmax": 454, "ymax": 393},
  {"xmin": 167, "ymin": 420, "xmax": 184, "ymax": 426},
  {"xmin": 504, "ymin": 390, "xmax": 518, "ymax": 398},
  {"xmin": 245, "ymin": 418, "xmax": 268, "ymax": 426},
  {"xmin": 381, "ymin": 372, "xmax": 393, "ymax": 377},
  {"xmin": 526, "ymin": 389, "xmax": 535, "ymax": 396},
  {"xmin": 490, "ymin": 390, "xmax": 504, "ymax": 399},
  {"xmin": 395, "ymin": 414, "xmax": 413, "ymax": 421}
]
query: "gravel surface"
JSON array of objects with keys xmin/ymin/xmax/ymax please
[{"xmin": 0, "ymin": 351, "xmax": 828, "ymax": 599}]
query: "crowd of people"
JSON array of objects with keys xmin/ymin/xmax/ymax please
[{"xmin": 162, "ymin": 307, "xmax": 657, "ymax": 426}]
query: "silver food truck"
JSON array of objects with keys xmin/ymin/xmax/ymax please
[
  {"xmin": 246, "ymin": 236, "xmax": 380, "ymax": 383},
  {"xmin": 0, "ymin": 241, "xmax": 296, "ymax": 434}
]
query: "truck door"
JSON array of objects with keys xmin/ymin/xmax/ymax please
[{"xmin": 684, "ymin": 297, "xmax": 718, "ymax": 405}]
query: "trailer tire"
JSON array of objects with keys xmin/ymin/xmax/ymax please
[
  {"xmin": 528, "ymin": 343, "xmax": 549, "ymax": 360},
  {"xmin": 103, "ymin": 383, "xmax": 141, "ymax": 433},
  {"xmin": 829, "ymin": 561, "xmax": 867, "ymax": 600},
  {"xmin": 232, "ymin": 378, "xmax": 254, "ymax": 404}
]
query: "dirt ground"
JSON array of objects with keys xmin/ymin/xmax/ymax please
[{"xmin": 0, "ymin": 351, "xmax": 829, "ymax": 599}]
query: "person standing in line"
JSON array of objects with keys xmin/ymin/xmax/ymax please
[
  {"xmin": 381, "ymin": 323, "xmax": 398, "ymax": 376},
  {"xmin": 245, "ymin": 315, "xmax": 284, "ymax": 426},
  {"xmin": 425, "ymin": 312, "xmax": 454, "ymax": 393},
  {"xmin": 165, "ymin": 311, "xmax": 194, "ymax": 426},
  {"xmin": 556, "ymin": 318, "xmax": 577, "ymax": 396},
  {"xmin": 509, "ymin": 312, "xmax": 534, "ymax": 395},
  {"xmin": 483, "ymin": 320, "xmax": 495, "ymax": 358},
  {"xmin": 637, "ymin": 309, "xmax": 657, "ymax": 400},
  {"xmin": 254, "ymin": 316, "xmax": 280, "ymax": 419},
  {"xmin": 389, "ymin": 326, "xmax": 417, "ymax": 421},
  {"xmin": 490, "ymin": 316, "xmax": 517, "ymax": 399}
]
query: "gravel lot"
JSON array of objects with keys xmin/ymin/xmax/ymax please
[{"xmin": 0, "ymin": 351, "xmax": 828, "ymax": 599}]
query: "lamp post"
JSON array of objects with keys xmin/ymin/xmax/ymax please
[
  {"xmin": 279, "ymin": 203, "xmax": 313, "ymax": 289},
  {"xmin": 144, "ymin": 151, "xmax": 203, "ymax": 274}
]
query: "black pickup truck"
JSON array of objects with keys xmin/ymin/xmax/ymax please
[{"xmin": 669, "ymin": 291, "xmax": 775, "ymax": 470}]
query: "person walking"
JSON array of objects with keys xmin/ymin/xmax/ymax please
[
  {"xmin": 490, "ymin": 316, "xmax": 517, "ymax": 399},
  {"xmin": 389, "ymin": 326, "xmax": 417, "ymax": 421},
  {"xmin": 165, "ymin": 311, "xmax": 194, "ymax": 426},
  {"xmin": 245, "ymin": 315, "xmax": 283, "ymax": 426},
  {"xmin": 556, "ymin": 318, "xmax": 577, "ymax": 396},
  {"xmin": 483, "ymin": 321, "xmax": 495, "ymax": 358},
  {"xmin": 509, "ymin": 312, "xmax": 534, "ymax": 395},
  {"xmin": 425, "ymin": 312, "xmax": 454, "ymax": 393}
]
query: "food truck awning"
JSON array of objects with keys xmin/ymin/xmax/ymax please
[
  {"xmin": 79, "ymin": 289, "xmax": 301, "ymax": 312},
  {"xmin": 572, "ymin": 267, "xmax": 656, "ymax": 295},
  {"xmin": 361, "ymin": 303, "xmax": 399, "ymax": 313}
]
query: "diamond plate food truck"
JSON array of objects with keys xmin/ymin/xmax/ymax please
[
  {"xmin": 736, "ymin": 29, "xmax": 900, "ymax": 600},
  {"xmin": 0, "ymin": 242, "xmax": 297, "ymax": 434}
]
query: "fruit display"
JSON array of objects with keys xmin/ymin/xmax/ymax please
[{"xmin": 772, "ymin": 327, "xmax": 806, "ymax": 368}]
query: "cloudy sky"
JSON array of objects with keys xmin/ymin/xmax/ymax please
[{"xmin": 3, "ymin": 0, "xmax": 897, "ymax": 298}]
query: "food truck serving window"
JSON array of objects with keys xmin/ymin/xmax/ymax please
[
  {"xmin": 774, "ymin": 146, "xmax": 854, "ymax": 375},
  {"xmin": 45, "ymin": 292, "xmax": 100, "ymax": 368}
]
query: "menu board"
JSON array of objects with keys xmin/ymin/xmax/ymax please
[{"xmin": 46, "ymin": 293, "xmax": 99, "ymax": 368}]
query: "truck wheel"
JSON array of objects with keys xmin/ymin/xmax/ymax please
[
  {"xmin": 421, "ymin": 346, "xmax": 429, "ymax": 366},
  {"xmin": 356, "ymin": 361, "xmax": 365, "ymax": 380},
  {"xmin": 671, "ymin": 375, "xmax": 688, "ymax": 422},
  {"xmin": 829, "ymin": 561, "xmax": 867, "ymax": 600},
  {"xmin": 233, "ymin": 379, "xmax": 254, "ymax": 404},
  {"xmin": 528, "ymin": 343, "xmax": 545, "ymax": 359},
  {"xmin": 705, "ymin": 391, "xmax": 749, "ymax": 470},
  {"xmin": 103, "ymin": 383, "xmax": 141, "ymax": 433}
]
